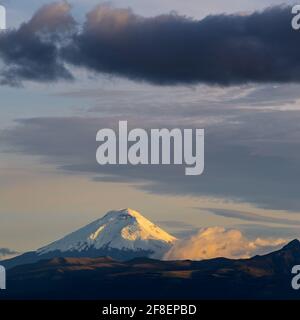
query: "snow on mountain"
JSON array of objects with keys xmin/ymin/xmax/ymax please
[{"xmin": 37, "ymin": 208, "xmax": 177, "ymax": 259}]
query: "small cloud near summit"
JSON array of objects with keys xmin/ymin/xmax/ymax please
[{"xmin": 0, "ymin": 248, "xmax": 19, "ymax": 260}]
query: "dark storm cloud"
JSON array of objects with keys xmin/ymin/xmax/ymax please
[
  {"xmin": 60, "ymin": 4, "xmax": 300, "ymax": 84},
  {"xmin": 0, "ymin": 2, "xmax": 75, "ymax": 85},
  {"xmin": 1, "ymin": 3, "xmax": 300, "ymax": 85}
]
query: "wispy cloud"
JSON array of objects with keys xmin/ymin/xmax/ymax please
[
  {"xmin": 3, "ymin": 106, "xmax": 300, "ymax": 211},
  {"xmin": 200, "ymin": 208, "xmax": 300, "ymax": 226}
]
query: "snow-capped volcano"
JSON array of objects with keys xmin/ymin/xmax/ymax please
[{"xmin": 37, "ymin": 208, "xmax": 177, "ymax": 259}]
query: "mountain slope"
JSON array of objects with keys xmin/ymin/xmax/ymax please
[
  {"xmin": 2, "ymin": 239, "xmax": 300, "ymax": 299},
  {"xmin": 38, "ymin": 208, "xmax": 176, "ymax": 257},
  {"xmin": 2, "ymin": 208, "xmax": 177, "ymax": 269}
]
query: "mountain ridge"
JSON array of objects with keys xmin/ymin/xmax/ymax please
[{"xmin": 2, "ymin": 239, "xmax": 300, "ymax": 299}]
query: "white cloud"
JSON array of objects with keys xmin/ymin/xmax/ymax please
[{"xmin": 164, "ymin": 227, "xmax": 287, "ymax": 260}]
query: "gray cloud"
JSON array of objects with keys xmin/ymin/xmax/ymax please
[
  {"xmin": 3, "ymin": 101, "xmax": 300, "ymax": 211},
  {"xmin": 2, "ymin": 3, "xmax": 300, "ymax": 85},
  {"xmin": 63, "ymin": 4, "xmax": 300, "ymax": 85},
  {"xmin": 0, "ymin": 248, "xmax": 18, "ymax": 257},
  {"xmin": 0, "ymin": 2, "xmax": 75, "ymax": 85},
  {"xmin": 235, "ymin": 223, "xmax": 300, "ymax": 240},
  {"xmin": 202, "ymin": 208, "xmax": 300, "ymax": 226}
]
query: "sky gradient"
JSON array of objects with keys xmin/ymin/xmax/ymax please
[{"xmin": 1, "ymin": 1, "xmax": 300, "ymax": 259}]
